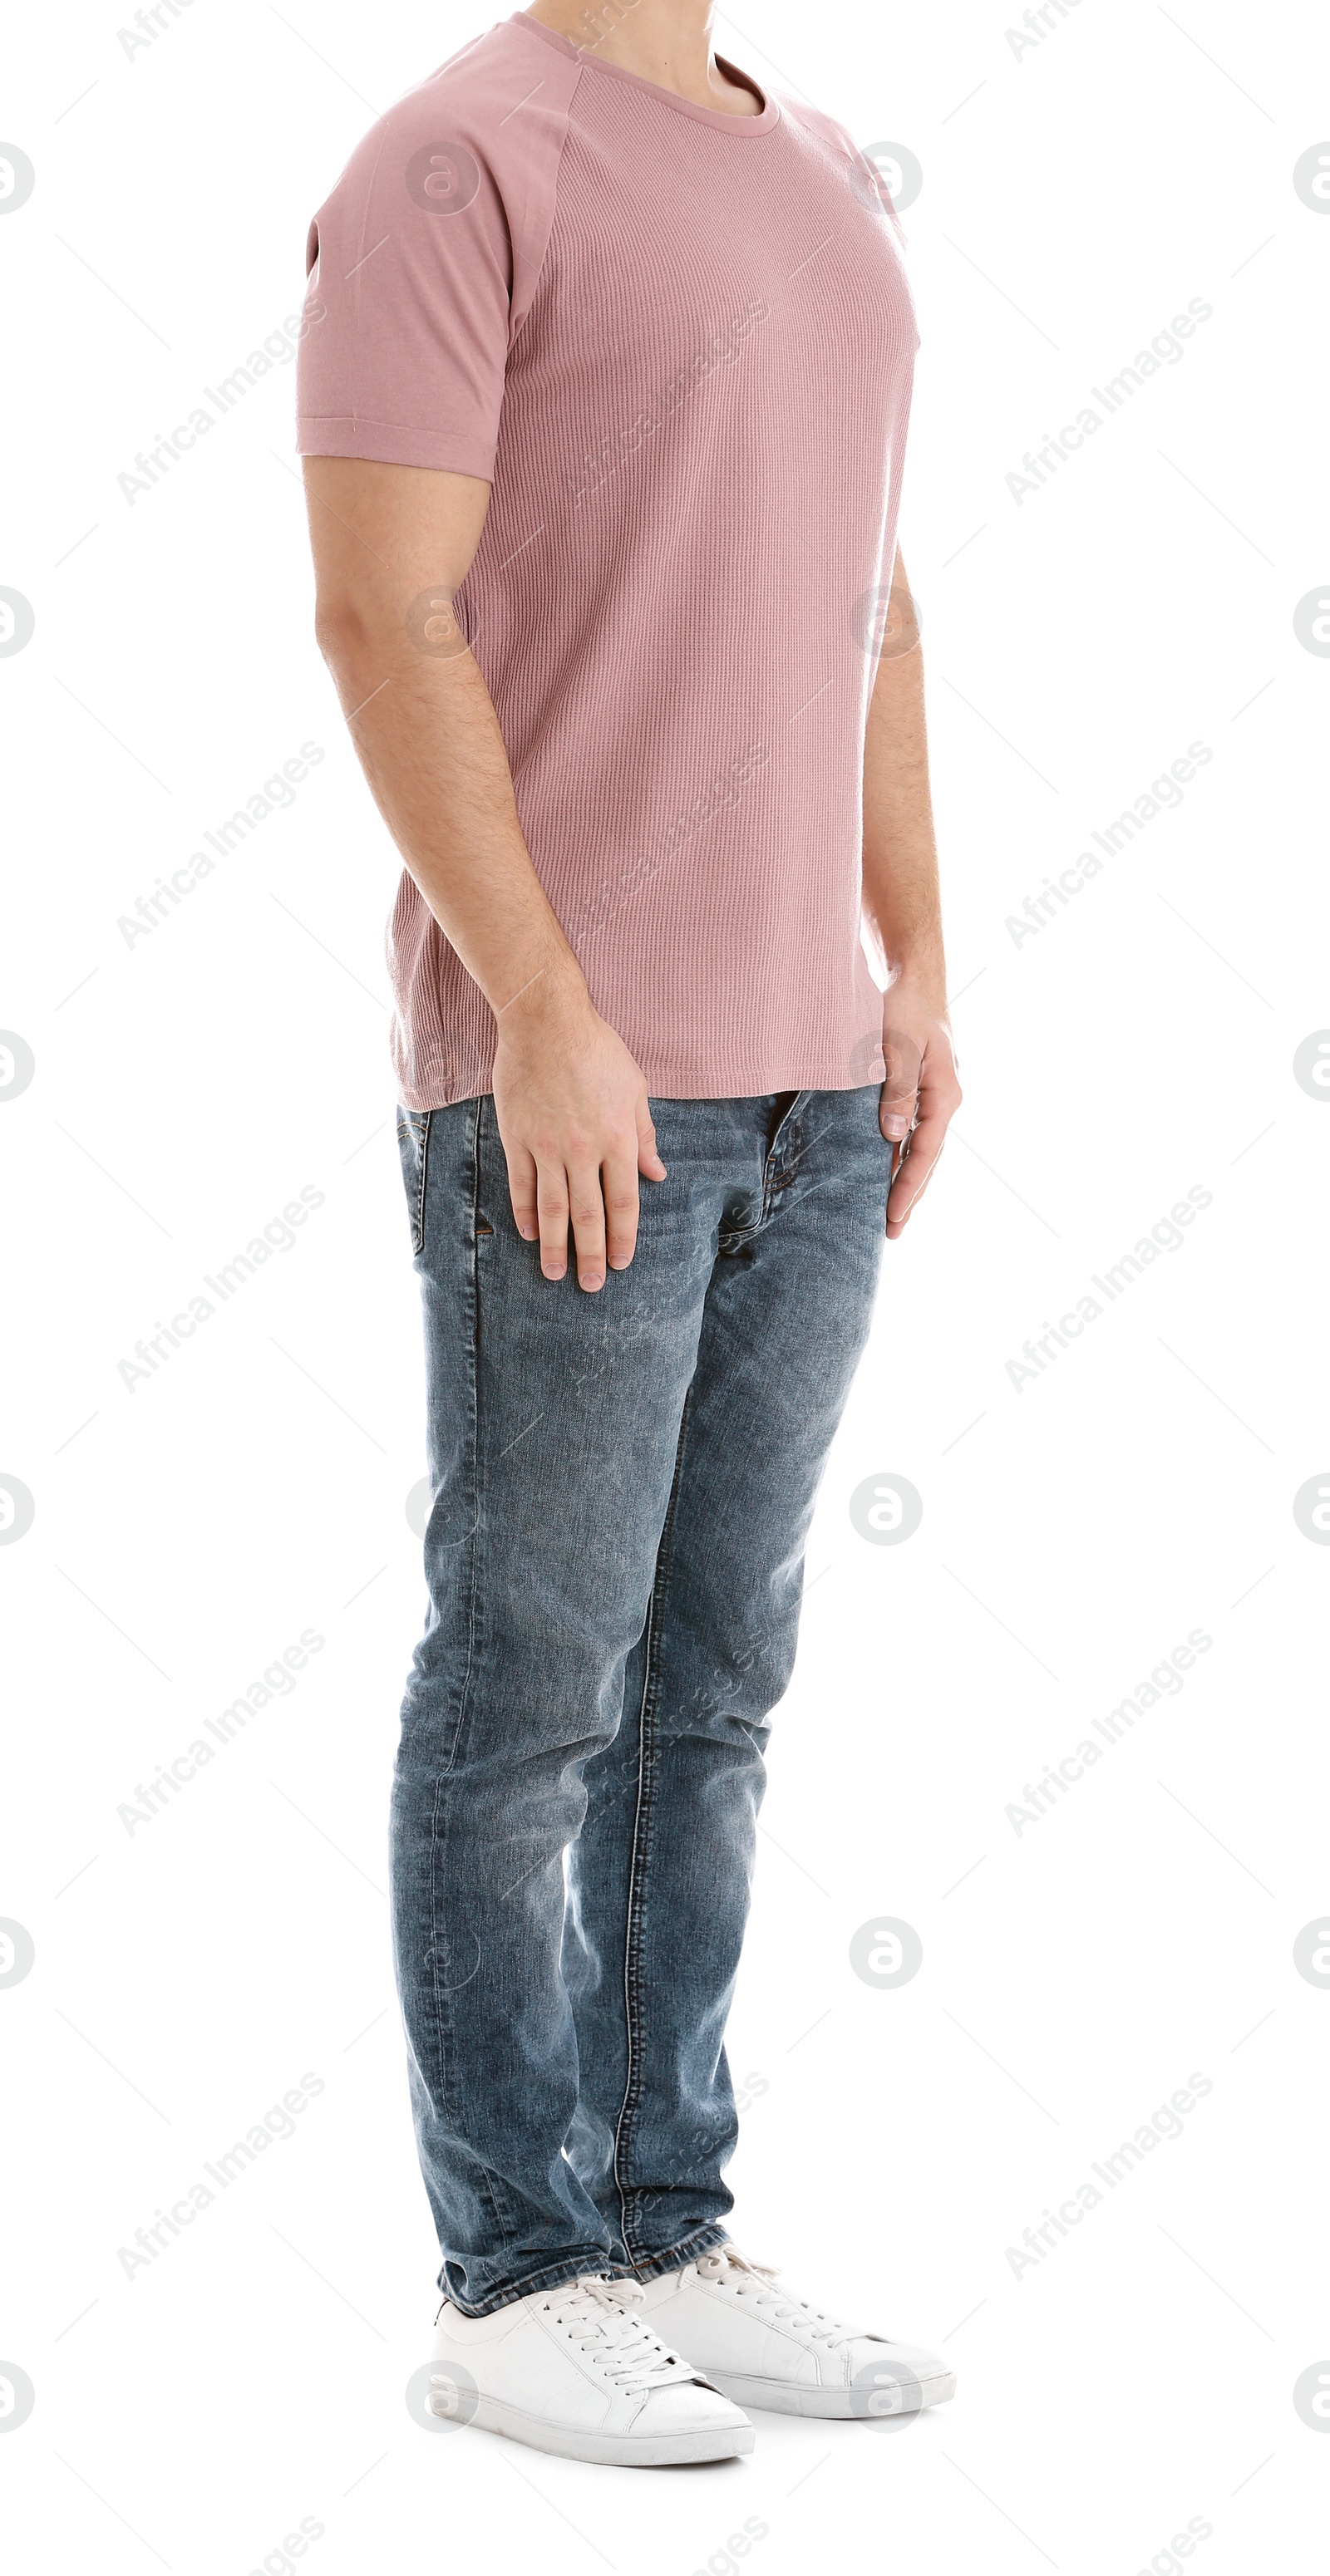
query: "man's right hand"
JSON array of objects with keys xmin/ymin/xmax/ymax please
[
  {"xmin": 491, "ymin": 966, "xmax": 667, "ymax": 1291},
  {"xmin": 303, "ymin": 456, "xmax": 667, "ymax": 1289}
]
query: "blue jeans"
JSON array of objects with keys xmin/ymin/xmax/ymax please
[{"xmin": 392, "ymin": 1086, "xmax": 890, "ymax": 2313}]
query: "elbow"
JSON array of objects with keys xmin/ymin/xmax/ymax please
[{"xmin": 313, "ymin": 592, "xmax": 367, "ymax": 674}]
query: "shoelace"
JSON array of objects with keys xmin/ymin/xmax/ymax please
[
  {"xmin": 543, "ymin": 2274, "xmax": 698, "ymax": 2389},
  {"xmin": 695, "ymin": 2244, "xmax": 865, "ymax": 2349}
]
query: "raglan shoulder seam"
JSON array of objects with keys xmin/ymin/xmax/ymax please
[{"xmin": 509, "ymin": 56, "xmax": 585, "ymax": 348}]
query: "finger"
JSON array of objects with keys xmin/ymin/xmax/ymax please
[
  {"xmin": 566, "ymin": 1158, "xmax": 608, "ymax": 1292},
  {"xmin": 879, "ymin": 1030, "xmax": 923, "ymax": 1143},
  {"xmin": 887, "ymin": 1129, "xmax": 946, "ymax": 1236},
  {"xmin": 879, "ymin": 1078, "xmax": 919, "ymax": 1144},
  {"xmin": 603, "ymin": 1142, "xmax": 641, "ymax": 1272},
  {"xmin": 885, "ymin": 1043, "xmax": 960, "ymax": 1207},
  {"xmin": 505, "ymin": 1143, "xmax": 539, "ymax": 1243},
  {"xmin": 887, "ymin": 1091, "xmax": 950, "ymax": 1213},
  {"xmin": 534, "ymin": 1154, "xmax": 570, "ymax": 1281},
  {"xmin": 890, "ymin": 1113, "xmax": 944, "ymax": 1207},
  {"xmin": 637, "ymin": 1099, "xmax": 667, "ymax": 1181}
]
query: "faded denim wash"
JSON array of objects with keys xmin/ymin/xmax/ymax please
[{"xmin": 392, "ymin": 1085, "xmax": 890, "ymax": 2313}]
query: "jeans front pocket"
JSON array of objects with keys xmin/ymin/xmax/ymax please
[{"xmin": 396, "ymin": 1106, "xmax": 432, "ymax": 1257}]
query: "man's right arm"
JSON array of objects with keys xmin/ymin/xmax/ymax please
[{"xmin": 303, "ymin": 455, "xmax": 664, "ymax": 1291}]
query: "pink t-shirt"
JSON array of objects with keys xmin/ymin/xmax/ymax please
[{"xmin": 297, "ymin": 12, "xmax": 917, "ymax": 1108}]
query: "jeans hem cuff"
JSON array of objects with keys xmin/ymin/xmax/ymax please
[
  {"xmin": 623, "ymin": 2221, "xmax": 732, "ymax": 2284},
  {"xmin": 440, "ymin": 2248, "xmax": 632, "ymax": 2319},
  {"xmin": 438, "ymin": 2221, "xmax": 732, "ymax": 2317}
]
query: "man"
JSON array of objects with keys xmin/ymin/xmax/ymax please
[{"xmin": 298, "ymin": 0, "xmax": 961, "ymax": 2468}]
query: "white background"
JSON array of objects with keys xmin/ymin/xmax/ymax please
[{"xmin": 2, "ymin": 2, "xmax": 1328, "ymax": 2569}]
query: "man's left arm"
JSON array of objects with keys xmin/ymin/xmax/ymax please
[{"xmin": 860, "ymin": 546, "xmax": 962, "ymax": 1240}]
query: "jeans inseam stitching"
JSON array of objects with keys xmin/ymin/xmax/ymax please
[
  {"xmin": 426, "ymin": 1099, "xmax": 514, "ymax": 2264},
  {"xmin": 612, "ymin": 1388, "xmax": 692, "ymax": 2260},
  {"xmin": 610, "ymin": 1608, "xmax": 656, "ymax": 2258},
  {"xmin": 445, "ymin": 1097, "xmax": 485, "ymax": 1782},
  {"xmin": 415, "ymin": 1109, "xmax": 432, "ymax": 1254}
]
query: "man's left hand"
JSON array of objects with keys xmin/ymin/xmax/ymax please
[{"xmin": 879, "ymin": 987, "xmax": 961, "ymax": 1240}]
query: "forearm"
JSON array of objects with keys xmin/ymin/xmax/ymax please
[
  {"xmin": 860, "ymin": 561, "xmax": 946, "ymax": 1005},
  {"xmin": 318, "ymin": 608, "xmax": 583, "ymax": 1021},
  {"xmin": 857, "ymin": 553, "xmax": 961, "ymax": 1230},
  {"xmin": 303, "ymin": 455, "xmax": 663, "ymax": 1291},
  {"xmin": 305, "ymin": 455, "xmax": 586, "ymax": 1024}
]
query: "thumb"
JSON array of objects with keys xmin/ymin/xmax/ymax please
[
  {"xmin": 637, "ymin": 1099, "xmax": 667, "ymax": 1180},
  {"xmin": 879, "ymin": 1026, "xmax": 922, "ymax": 1142}
]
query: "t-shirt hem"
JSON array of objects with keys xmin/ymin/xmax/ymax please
[
  {"xmin": 397, "ymin": 1056, "xmax": 888, "ymax": 1113},
  {"xmin": 296, "ymin": 416, "xmax": 497, "ymax": 479}
]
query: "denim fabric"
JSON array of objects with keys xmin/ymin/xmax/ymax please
[{"xmin": 392, "ymin": 1086, "xmax": 891, "ymax": 2313}]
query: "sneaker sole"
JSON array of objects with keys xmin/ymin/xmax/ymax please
[
  {"xmin": 701, "ymin": 2367, "xmax": 956, "ymax": 2420},
  {"xmin": 464, "ymin": 2393, "xmax": 756, "ymax": 2465}
]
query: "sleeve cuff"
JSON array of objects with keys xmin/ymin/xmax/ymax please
[{"xmin": 296, "ymin": 415, "xmax": 496, "ymax": 479}]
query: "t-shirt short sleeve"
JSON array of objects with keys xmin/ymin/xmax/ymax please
[
  {"xmin": 816, "ymin": 117, "xmax": 920, "ymax": 348},
  {"xmin": 296, "ymin": 42, "xmax": 574, "ymax": 481}
]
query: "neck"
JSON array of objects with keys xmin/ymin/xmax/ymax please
[{"xmin": 522, "ymin": 0, "xmax": 761, "ymax": 115}]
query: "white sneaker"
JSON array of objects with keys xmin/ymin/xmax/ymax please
[
  {"xmin": 427, "ymin": 2273, "xmax": 755, "ymax": 2465},
  {"xmin": 638, "ymin": 2244, "xmax": 955, "ymax": 2421}
]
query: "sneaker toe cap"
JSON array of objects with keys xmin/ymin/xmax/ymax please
[
  {"xmin": 842, "ymin": 2337, "xmax": 953, "ymax": 2401},
  {"xmin": 635, "ymin": 2378, "xmax": 751, "ymax": 2434}
]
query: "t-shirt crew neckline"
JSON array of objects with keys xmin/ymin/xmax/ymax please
[{"xmin": 509, "ymin": 11, "xmax": 780, "ymax": 132}]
